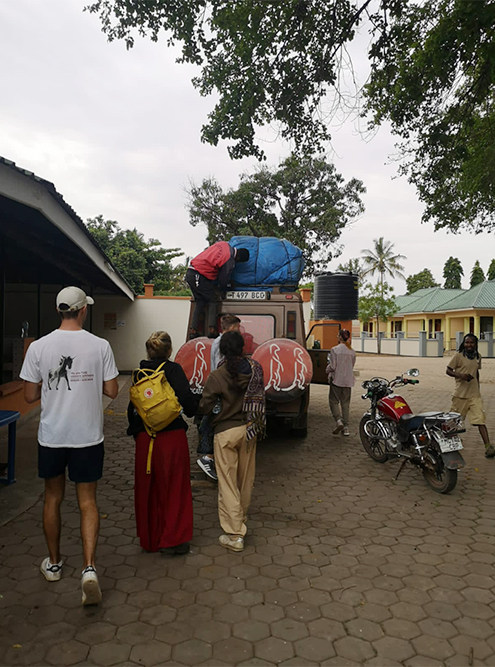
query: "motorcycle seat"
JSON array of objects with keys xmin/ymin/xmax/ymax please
[
  {"xmin": 416, "ymin": 411, "xmax": 443, "ymax": 419},
  {"xmin": 398, "ymin": 414, "xmax": 425, "ymax": 433}
]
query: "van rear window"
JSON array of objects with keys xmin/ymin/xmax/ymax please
[{"xmin": 238, "ymin": 316, "xmax": 275, "ymax": 354}]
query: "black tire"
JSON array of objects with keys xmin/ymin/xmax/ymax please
[
  {"xmin": 422, "ymin": 450, "xmax": 457, "ymax": 494},
  {"xmin": 359, "ymin": 415, "xmax": 389, "ymax": 463},
  {"xmin": 290, "ymin": 412, "xmax": 308, "ymax": 438}
]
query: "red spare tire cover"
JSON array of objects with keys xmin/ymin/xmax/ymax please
[
  {"xmin": 252, "ymin": 339, "xmax": 313, "ymax": 402},
  {"xmin": 174, "ymin": 337, "xmax": 213, "ymax": 394}
]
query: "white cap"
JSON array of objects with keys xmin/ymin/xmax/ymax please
[{"xmin": 56, "ymin": 286, "xmax": 95, "ymax": 312}]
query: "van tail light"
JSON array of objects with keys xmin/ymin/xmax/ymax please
[{"xmin": 287, "ymin": 311, "xmax": 296, "ymax": 339}]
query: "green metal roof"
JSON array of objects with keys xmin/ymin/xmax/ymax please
[
  {"xmin": 395, "ymin": 288, "xmax": 436, "ymax": 312},
  {"xmin": 436, "ymin": 280, "xmax": 495, "ymax": 311},
  {"xmin": 396, "ymin": 287, "xmax": 465, "ymax": 314}
]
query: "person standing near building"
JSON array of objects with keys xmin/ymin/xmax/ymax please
[
  {"xmin": 186, "ymin": 241, "xmax": 249, "ymax": 338},
  {"xmin": 197, "ymin": 314, "xmax": 242, "ymax": 481},
  {"xmin": 20, "ymin": 287, "xmax": 119, "ymax": 605},
  {"xmin": 447, "ymin": 333, "xmax": 494, "ymax": 458},
  {"xmin": 326, "ymin": 329, "xmax": 356, "ymax": 437},
  {"xmin": 199, "ymin": 331, "xmax": 265, "ymax": 552}
]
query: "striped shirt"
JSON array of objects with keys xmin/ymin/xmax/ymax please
[{"xmin": 326, "ymin": 343, "xmax": 356, "ymax": 388}]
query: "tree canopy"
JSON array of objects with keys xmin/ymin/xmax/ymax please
[
  {"xmin": 186, "ymin": 154, "xmax": 365, "ymax": 277},
  {"xmin": 443, "ymin": 257, "xmax": 464, "ymax": 289},
  {"xmin": 358, "ymin": 281, "xmax": 398, "ymax": 354},
  {"xmin": 337, "ymin": 258, "xmax": 363, "ymax": 277},
  {"xmin": 406, "ymin": 269, "xmax": 439, "ymax": 295},
  {"xmin": 337, "ymin": 258, "xmax": 364, "ymax": 287},
  {"xmin": 470, "ymin": 260, "xmax": 485, "ymax": 288},
  {"xmin": 364, "ymin": 0, "xmax": 495, "ymax": 233},
  {"xmin": 86, "ymin": 0, "xmax": 495, "ymax": 231},
  {"xmin": 86, "ymin": 216, "xmax": 184, "ymax": 294},
  {"xmin": 361, "ymin": 237, "xmax": 406, "ymax": 291},
  {"xmin": 488, "ymin": 260, "xmax": 495, "ymax": 282}
]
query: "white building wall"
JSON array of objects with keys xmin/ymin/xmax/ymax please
[
  {"xmin": 380, "ymin": 339, "xmax": 396, "ymax": 355},
  {"xmin": 400, "ymin": 340, "xmax": 420, "ymax": 356},
  {"xmin": 92, "ymin": 296, "xmax": 191, "ymax": 371}
]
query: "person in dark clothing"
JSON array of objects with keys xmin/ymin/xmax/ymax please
[
  {"xmin": 186, "ymin": 241, "xmax": 249, "ymax": 337},
  {"xmin": 127, "ymin": 331, "xmax": 199, "ymax": 554}
]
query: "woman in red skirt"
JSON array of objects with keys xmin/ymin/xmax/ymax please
[{"xmin": 127, "ymin": 331, "xmax": 199, "ymax": 554}]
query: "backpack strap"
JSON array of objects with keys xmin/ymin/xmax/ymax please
[
  {"xmin": 137, "ymin": 361, "xmax": 169, "ymax": 474},
  {"xmin": 132, "ymin": 361, "xmax": 167, "ymax": 385},
  {"xmin": 146, "ymin": 433, "xmax": 156, "ymax": 474}
]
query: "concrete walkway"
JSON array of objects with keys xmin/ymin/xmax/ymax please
[{"xmin": 1, "ymin": 355, "xmax": 495, "ymax": 666}]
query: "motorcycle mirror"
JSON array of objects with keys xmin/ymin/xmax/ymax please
[{"xmin": 406, "ymin": 368, "xmax": 420, "ymax": 377}]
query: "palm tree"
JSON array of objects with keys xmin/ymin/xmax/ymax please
[{"xmin": 361, "ymin": 237, "xmax": 406, "ymax": 292}]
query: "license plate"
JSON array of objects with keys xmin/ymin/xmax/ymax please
[
  {"xmin": 435, "ymin": 433, "xmax": 463, "ymax": 453},
  {"xmin": 225, "ymin": 291, "xmax": 268, "ymax": 300}
]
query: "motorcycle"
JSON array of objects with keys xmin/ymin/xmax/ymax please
[{"xmin": 359, "ymin": 369, "xmax": 465, "ymax": 494}]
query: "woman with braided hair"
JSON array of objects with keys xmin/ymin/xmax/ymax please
[{"xmin": 199, "ymin": 330, "xmax": 265, "ymax": 552}]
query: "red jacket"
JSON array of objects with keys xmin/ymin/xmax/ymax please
[{"xmin": 191, "ymin": 241, "xmax": 235, "ymax": 289}]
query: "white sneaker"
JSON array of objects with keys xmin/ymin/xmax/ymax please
[
  {"xmin": 40, "ymin": 557, "xmax": 63, "ymax": 582},
  {"xmin": 332, "ymin": 420, "xmax": 344, "ymax": 435},
  {"xmin": 81, "ymin": 565, "xmax": 102, "ymax": 605},
  {"xmin": 219, "ymin": 534, "xmax": 244, "ymax": 552},
  {"xmin": 343, "ymin": 427, "xmax": 350, "ymax": 436}
]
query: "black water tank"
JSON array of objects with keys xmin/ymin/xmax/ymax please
[{"xmin": 313, "ymin": 273, "xmax": 359, "ymax": 320}]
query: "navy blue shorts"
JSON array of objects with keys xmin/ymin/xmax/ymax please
[{"xmin": 38, "ymin": 442, "xmax": 104, "ymax": 483}]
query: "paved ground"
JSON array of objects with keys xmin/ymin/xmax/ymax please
[{"xmin": 1, "ymin": 354, "xmax": 495, "ymax": 666}]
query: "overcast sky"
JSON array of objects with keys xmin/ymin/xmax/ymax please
[{"xmin": 1, "ymin": 0, "xmax": 493, "ymax": 294}]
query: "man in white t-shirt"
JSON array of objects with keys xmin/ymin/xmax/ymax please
[{"xmin": 20, "ymin": 287, "xmax": 119, "ymax": 606}]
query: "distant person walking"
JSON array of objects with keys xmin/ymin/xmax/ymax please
[
  {"xmin": 199, "ymin": 331, "xmax": 265, "ymax": 552},
  {"xmin": 326, "ymin": 329, "xmax": 356, "ymax": 437},
  {"xmin": 20, "ymin": 287, "xmax": 119, "ymax": 606},
  {"xmin": 447, "ymin": 333, "xmax": 494, "ymax": 458},
  {"xmin": 186, "ymin": 242, "xmax": 249, "ymax": 338}
]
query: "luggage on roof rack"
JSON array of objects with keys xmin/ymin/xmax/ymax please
[{"xmin": 229, "ymin": 236, "xmax": 305, "ymax": 290}]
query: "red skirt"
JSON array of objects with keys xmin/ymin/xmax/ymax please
[{"xmin": 134, "ymin": 429, "xmax": 193, "ymax": 552}]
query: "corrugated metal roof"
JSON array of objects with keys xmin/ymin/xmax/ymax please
[
  {"xmin": 396, "ymin": 287, "xmax": 465, "ymax": 314},
  {"xmin": 436, "ymin": 281, "xmax": 495, "ymax": 311},
  {"xmin": 0, "ymin": 156, "xmax": 134, "ymax": 296},
  {"xmin": 395, "ymin": 293, "xmax": 425, "ymax": 310}
]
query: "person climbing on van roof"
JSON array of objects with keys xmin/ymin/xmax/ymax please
[{"xmin": 186, "ymin": 241, "xmax": 249, "ymax": 338}]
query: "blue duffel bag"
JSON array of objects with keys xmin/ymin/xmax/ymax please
[{"xmin": 229, "ymin": 236, "xmax": 305, "ymax": 290}]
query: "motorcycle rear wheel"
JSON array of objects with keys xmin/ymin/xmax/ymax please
[
  {"xmin": 422, "ymin": 450, "xmax": 457, "ymax": 494},
  {"xmin": 359, "ymin": 415, "xmax": 389, "ymax": 463}
]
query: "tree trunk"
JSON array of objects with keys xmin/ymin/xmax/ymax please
[{"xmin": 376, "ymin": 315, "xmax": 381, "ymax": 354}]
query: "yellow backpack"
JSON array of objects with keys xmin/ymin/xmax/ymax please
[{"xmin": 129, "ymin": 362, "xmax": 182, "ymax": 473}]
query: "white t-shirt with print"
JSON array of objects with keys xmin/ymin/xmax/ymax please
[{"xmin": 20, "ymin": 329, "xmax": 119, "ymax": 447}]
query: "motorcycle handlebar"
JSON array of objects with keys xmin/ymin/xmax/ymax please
[{"xmin": 362, "ymin": 376, "xmax": 420, "ymax": 395}]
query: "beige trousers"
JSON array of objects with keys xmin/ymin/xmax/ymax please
[{"xmin": 214, "ymin": 424, "xmax": 257, "ymax": 538}]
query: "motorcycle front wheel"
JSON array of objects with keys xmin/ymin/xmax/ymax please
[
  {"xmin": 422, "ymin": 449, "xmax": 457, "ymax": 494},
  {"xmin": 359, "ymin": 415, "xmax": 389, "ymax": 463}
]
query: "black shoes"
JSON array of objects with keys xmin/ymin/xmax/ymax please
[{"xmin": 160, "ymin": 543, "xmax": 190, "ymax": 556}]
